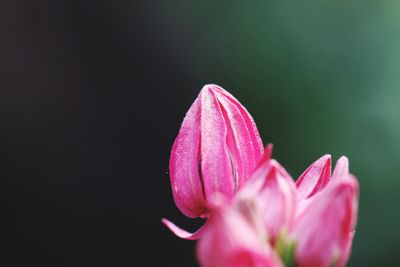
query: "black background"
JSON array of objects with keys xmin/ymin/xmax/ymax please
[{"xmin": 3, "ymin": 1, "xmax": 202, "ymax": 266}]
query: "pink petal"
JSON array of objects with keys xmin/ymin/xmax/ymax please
[
  {"xmin": 224, "ymin": 248, "xmax": 283, "ymax": 267},
  {"xmin": 213, "ymin": 86, "xmax": 264, "ymax": 189},
  {"xmin": 296, "ymin": 154, "xmax": 331, "ymax": 200},
  {"xmin": 238, "ymin": 158, "xmax": 297, "ymax": 242},
  {"xmin": 338, "ymin": 231, "xmax": 355, "ymax": 267},
  {"xmin": 332, "ymin": 156, "xmax": 350, "ymax": 181},
  {"xmin": 196, "ymin": 198, "xmax": 283, "ymax": 267},
  {"xmin": 169, "ymin": 96, "xmax": 207, "ymax": 218},
  {"xmin": 200, "ymin": 86, "xmax": 236, "ymax": 200},
  {"xmin": 161, "ymin": 218, "xmax": 206, "ymax": 240},
  {"xmin": 292, "ymin": 177, "xmax": 359, "ymax": 267},
  {"xmin": 211, "ymin": 85, "xmax": 264, "ymax": 159},
  {"xmin": 262, "ymin": 144, "xmax": 274, "ymax": 163},
  {"xmin": 256, "ymin": 161, "xmax": 297, "ymax": 241}
]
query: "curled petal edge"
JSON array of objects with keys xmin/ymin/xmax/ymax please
[{"xmin": 161, "ymin": 218, "xmax": 206, "ymax": 240}]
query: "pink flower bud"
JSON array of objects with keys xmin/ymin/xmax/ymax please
[
  {"xmin": 296, "ymin": 154, "xmax": 332, "ymax": 201},
  {"xmin": 295, "ymin": 155, "xmax": 332, "ymax": 216},
  {"xmin": 291, "ymin": 162, "xmax": 359, "ymax": 267},
  {"xmin": 169, "ymin": 84, "xmax": 263, "ymax": 218},
  {"xmin": 196, "ymin": 196, "xmax": 283, "ymax": 267},
  {"xmin": 238, "ymin": 151, "xmax": 297, "ymax": 242}
]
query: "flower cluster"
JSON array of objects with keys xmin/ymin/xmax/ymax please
[{"xmin": 163, "ymin": 84, "xmax": 359, "ymax": 267}]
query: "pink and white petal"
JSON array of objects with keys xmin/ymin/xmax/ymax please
[
  {"xmin": 200, "ymin": 86, "xmax": 235, "ymax": 200},
  {"xmin": 240, "ymin": 158, "xmax": 296, "ymax": 241},
  {"xmin": 257, "ymin": 163, "xmax": 297, "ymax": 240},
  {"xmin": 161, "ymin": 218, "xmax": 206, "ymax": 240},
  {"xmin": 296, "ymin": 155, "xmax": 331, "ymax": 200},
  {"xmin": 210, "ymin": 84, "xmax": 264, "ymax": 158},
  {"xmin": 215, "ymin": 88, "xmax": 264, "ymax": 188},
  {"xmin": 269, "ymin": 160, "xmax": 296, "ymax": 189},
  {"xmin": 332, "ymin": 156, "xmax": 350, "ymax": 181},
  {"xmin": 169, "ymin": 96, "xmax": 206, "ymax": 218},
  {"xmin": 197, "ymin": 199, "xmax": 283, "ymax": 267},
  {"xmin": 292, "ymin": 177, "xmax": 359, "ymax": 267}
]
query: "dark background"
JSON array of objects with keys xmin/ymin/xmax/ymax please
[{"xmin": 2, "ymin": 1, "xmax": 400, "ymax": 266}]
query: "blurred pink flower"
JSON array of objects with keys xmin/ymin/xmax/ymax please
[
  {"xmin": 197, "ymin": 195, "xmax": 284, "ymax": 267},
  {"xmin": 236, "ymin": 146, "xmax": 297, "ymax": 243},
  {"xmin": 196, "ymin": 153, "xmax": 358, "ymax": 267},
  {"xmin": 292, "ymin": 156, "xmax": 359, "ymax": 267}
]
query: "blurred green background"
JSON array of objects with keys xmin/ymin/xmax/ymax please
[{"xmin": 154, "ymin": 1, "xmax": 400, "ymax": 266}]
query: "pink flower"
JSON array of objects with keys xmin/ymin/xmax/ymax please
[
  {"xmin": 197, "ymin": 196, "xmax": 284, "ymax": 267},
  {"xmin": 236, "ymin": 146, "xmax": 297, "ymax": 243},
  {"xmin": 196, "ymin": 154, "xmax": 358, "ymax": 267},
  {"xmin": 292, "ymin": 156, "xmax": 359, "ymax": 267},
  {"xmin": 163, "ymin": 84, "xmax": 263, "ymax": 239}
]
